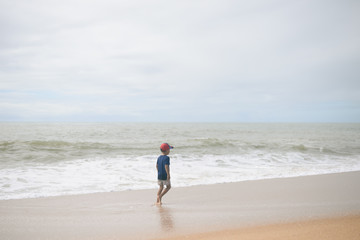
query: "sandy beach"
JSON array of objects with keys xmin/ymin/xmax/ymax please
[
  {"xmin": 159, "ymin": 215, "xmax": 360, "ymax": 240},
  {"xmin": 1, "ymin": 171, "xmax": 360, "ymax": 240}
]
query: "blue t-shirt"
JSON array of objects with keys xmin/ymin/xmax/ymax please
[{"xmin": 157, "ymin": 155, "xmax": 170, "ymax": 180}]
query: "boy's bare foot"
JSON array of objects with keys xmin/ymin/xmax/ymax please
[{"xmin": 156, "ymin": 196, "xmax": 162, "ymax": 205}]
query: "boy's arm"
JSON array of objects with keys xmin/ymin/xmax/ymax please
[{"xmin": 165, "ymin": 164, "xmax": 170, "ymax": 180}]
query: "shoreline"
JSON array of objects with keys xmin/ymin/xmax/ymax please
[
  {"xmin": 2, "ymin": 170, "xmax": 359, "ymax": 202},
  {"xmin": 1, "ymin": 171, "xmax": 359, "ymax": 239}
]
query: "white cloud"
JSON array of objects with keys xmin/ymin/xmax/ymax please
[{"xmin": 1, "ymin": 0, "xmax": 360, "ymax": 122}]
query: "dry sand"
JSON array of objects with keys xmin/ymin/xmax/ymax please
[
  {"xmin": 159, "ymin": 215, "xmax": 360, "ymax": 240},
  {"xmin": 0, "ymin": 171, "xmax": 359, "ymax": 240}
]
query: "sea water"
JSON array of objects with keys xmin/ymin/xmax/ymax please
[{"xmin": 1, "ymin": 122, "xmax": 360, "ymax": 200}]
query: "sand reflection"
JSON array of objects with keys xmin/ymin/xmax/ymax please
[{"xmin": 157, "ymin": 205, "xmax": 174, "ymax": 232}]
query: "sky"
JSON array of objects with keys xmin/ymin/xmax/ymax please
[{"xmin": 1, "ymin": 0, "xmax": 359, "ymax": 122}]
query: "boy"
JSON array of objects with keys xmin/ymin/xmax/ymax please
[{"xmin": 156, "ymin": 143, "xmax": 173, "ymax": 205}]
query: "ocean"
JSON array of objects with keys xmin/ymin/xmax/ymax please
[{"xmin": 1, "ymin": 122, "xmax": 360, "ymax": 200}]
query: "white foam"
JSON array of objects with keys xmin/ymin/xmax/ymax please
[{"xmin": 3, "ymin": 152, "xmax": 360, "ymax": 200}]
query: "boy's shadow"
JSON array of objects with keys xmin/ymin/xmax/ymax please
[{"xmin": 157, "ymin": 205, "xmax": 174, "ymax": 232}]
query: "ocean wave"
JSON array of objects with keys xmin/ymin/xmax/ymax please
[
  {"xmin": 1, "ymin": 122, "xmax": 359, "ymax": 200},
  {"xmin": 1, "ymin": 152, "xmax": 360, "ymax": 200},
  {"xmin": 192, "ymin": 138, "xmax": 236, "ymax": 147},
  {"xmin": 0, "ymin": 141, "xmax": 17, "ymax": 150}
]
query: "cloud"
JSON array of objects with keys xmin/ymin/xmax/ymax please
[{"xmin": 0, "ymin": 0, "xmax": 360, "ymax": 122}]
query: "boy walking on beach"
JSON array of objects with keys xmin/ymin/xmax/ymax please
[{"xmin": 156, "ymin": 143, "xmax": 173, "ymax": 205}]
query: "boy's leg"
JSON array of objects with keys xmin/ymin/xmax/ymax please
[
  {"xmin": 157, "ymin": 184, "xmax": 164, "ymax": 204},
  {"xmin": 159, "ymin": 182, "xmax": 171, "ymax": 201}
]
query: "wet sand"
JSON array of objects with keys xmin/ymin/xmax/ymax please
[{"xmin": 1, "ymin": 171, "xmax": 359, "ymax": 239}]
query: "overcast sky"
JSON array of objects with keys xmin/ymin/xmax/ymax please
[{"xmin": 1, "ymin": 0, "xmax": 359, "ymax": 122}]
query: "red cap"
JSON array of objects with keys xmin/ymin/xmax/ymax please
[{"xmin": 160, "ymin": 143, "xmax": 174, "ymax": 152}]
